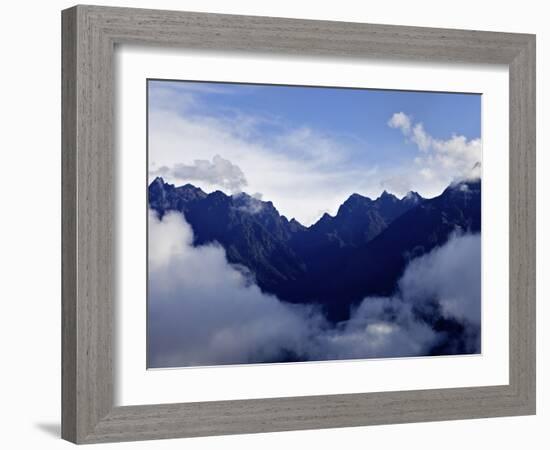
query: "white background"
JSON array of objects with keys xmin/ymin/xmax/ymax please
[
  {"xmin": 0, "ymin": 0, "xmax": 547, "ymax": 449},
  {"xmin": 116, "ymin": 48, "xmax": 509, "ymax": 405}
]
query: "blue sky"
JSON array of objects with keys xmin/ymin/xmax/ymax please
[{"xmin": 148, "ymin": 79, "xmax": 481, "ymax": 225}]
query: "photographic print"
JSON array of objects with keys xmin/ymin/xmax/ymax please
[{"xmin": 147, "ymin": 80, "xmax": 481, "ymax": 368}]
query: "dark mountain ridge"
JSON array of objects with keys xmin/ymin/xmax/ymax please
[
  {"xmin": 149, "ymin": 177, "xmax": 424, "ymax": 241},
  {"xmin": 149, "ymin": 177, "xmax": 480, "ymax": 322},
  {"xmin": 293, "ymin": 180, "xmax": 481, "ymax": 318}
]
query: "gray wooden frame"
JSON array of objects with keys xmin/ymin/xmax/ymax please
[{"xmin": 61, "ymin": 4, "xmax": 536, "ymax": 444}]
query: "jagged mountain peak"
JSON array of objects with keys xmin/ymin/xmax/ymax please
[
  {"xmin": 176, "ymin": 183, "xmax": 207, "ymax": 198},
  {"xmin": 403, "ymin": 191, "xmax": 422, "ymax": 203},
  {"xmin": 377, "ymin": 190, "xmax": 398, "ymax": 201},
  {"xmin": 338, "ymin": 193, "xmax": 371, "ymax": 212},
  {"xmin": 149, "ymin": 176, "xmax": 170, "ymax": 194},
  {"xmin": 314, "ymin": 212, "xmax": 334, "ymax": 227},
  {"xmin": 178, "ymin": 182, "xmax": 203, "ymax": 191},
  {"xmin": 347, "ymin": 192, "xmax": 371, "ymax": 202},
  {"xmin": 206, "ymin": 190, "xmax": 230, "ymax": 203}
]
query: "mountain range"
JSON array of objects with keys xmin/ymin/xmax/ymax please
[{"xmin": 149, "ymin": 177, "xmax": 481, "ymax": 322}]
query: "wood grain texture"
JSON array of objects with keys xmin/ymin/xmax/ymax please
[
  {"xmin": 61, "ymin": 4, "xmax": 536, "ymax": 444},
  {"xmin": 61, "ymin": 7, "xmax": 77, "ymax": 443},
  {"xmin": 508, "ymin": 36, "xmax": 536, "ymax": 409},
  {"xmin": 62, "ymin": 5, "xmax": 114, "ymax": 442}
]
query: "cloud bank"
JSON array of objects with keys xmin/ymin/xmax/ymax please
[
  {"xmin": 148, "ymin": 211, "xmax": 481, "ymax": 368},
  {"xmin": 148, "ymin": 210, "xmax": 318, "ymax": 367},
  {"xmin": 400, "ymin": 232, "xmax": 481, "ymax": 326}
]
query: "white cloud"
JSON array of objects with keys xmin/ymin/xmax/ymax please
[
  {"xmin": 387, "ymin": 111, "xmax": 412, "ymax": 133},
  {"xmin": 148, "ymin": 211, "xmax": 480, "ymax": 368},
  {"xmin": 154, "ymin": 155, "xmax": 248, "ymax": 194},
  {"xmin": 385, "ymin": 112, "xmax": 481, "ymax": 196},
  {"xmin": 411, "ymin": 123, "xmax": 432, "ymax": 152},
  {"xmin": 306, "ymin": 296, "xmax": 437, "ymax": 360},
  {"xmin": 399, "ymin": 232, "xmax": 481, "ymax": 326}
]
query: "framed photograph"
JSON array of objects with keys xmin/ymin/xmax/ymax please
[{"xmin": 62, "ymin": 5, "xmax": 536, "ymax": 444}]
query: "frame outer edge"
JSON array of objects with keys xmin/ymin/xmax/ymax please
[
  {"xmin": 527, "ymin": 36, "xmax": 536, "ymax": 414},
  {"xmin": 509, "ymin": 35, "xmax": 536, "ymax": 413},
  {"xmin": 61, "ymin": 5, "xmax": 78, "ymax": 443}
]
